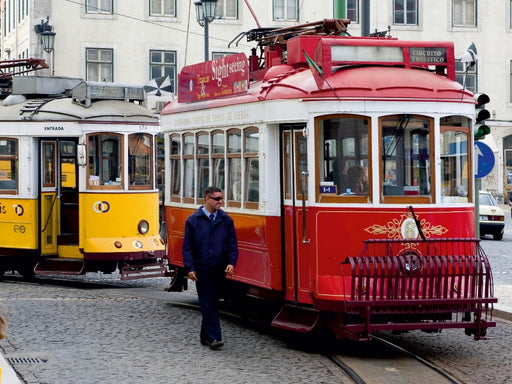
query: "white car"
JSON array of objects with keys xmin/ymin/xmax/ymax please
[{"xmin": 479, "ymin": 191, "xmax": 505, "ymax": 240}]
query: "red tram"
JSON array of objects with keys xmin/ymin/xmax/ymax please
[{"xmin": 161, "ymin": 20, "xmax": 497, "ymax": 340}]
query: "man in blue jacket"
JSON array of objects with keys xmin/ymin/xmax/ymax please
[{"xmin": 182, "ymin": 186, "xmax": 238, "ymax": 350}]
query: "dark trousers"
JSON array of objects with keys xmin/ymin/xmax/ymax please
[{"xmin": 196, "ymin": 267, "xmax": 225, "ymax": 342}]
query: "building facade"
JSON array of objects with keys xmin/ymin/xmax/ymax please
[{"xmin": 1, "ymin": 0, "xmax": 512, "ymax": 200}]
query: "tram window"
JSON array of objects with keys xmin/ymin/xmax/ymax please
[
  {"xmin": 212, "ymin": 131, "xmax": 225, "ymax": 191},
  {"xmin": 169, "ymin": 135, "xmax": 181, "ymax": 200},
  {"xmin": 197, "ymin": 133, "xmax": 210, "ymax": 199},
  {"xmin": 317, "ymin": 116, "xmax": 369, "ymax": 202},
  {"xmin": 42, "ymin": 142, "xmax": 56, "ymax": 188},
  {"xmin": 0, "ymin": 138, "xmax": 17, "ymax": 192},
  {"xmin": 283, "ymin": 132, "xmax": 292, "ymax": 199},
  {"xmin": 246, "ymin": 158, "xmax": 259, "ymax": 203},
  {"xmin": 296, "ymin": 133, "xmax": 308, "ymax": 199},
  {"xmin": 60, "ymin": 141, "xmax": 76, "ymax": 189},
  {"xmin": 183, "ymin": 134, "xmax": 195, "ymax": 200},
  {"xmin": 245, "ymin": 128, "xmax": 259, "ymax": 208},
  {"xmin": 87, "ymin": 133, "xmax": 122, "ymax": 188},
  {"xmin": 229, "ymin": 158, "xmax": 242, "ymax": 203},
  {"xmin": 128, "ymin": 133, "xmax": 153, "ymax": 189},
  {"xmin": 227, "ymin": 129, "xmax": 242, "ymax": 206},
  {"xmin": 156, "ymin": 134, "xmax": 165, "ymax": 202},
  {"xmin": 381, "ymin": 115, "xmax": 432, "ymax": 202},
  {"xmin": 440, "ymin": 116, "xmax": 470, "ymax": 203}
]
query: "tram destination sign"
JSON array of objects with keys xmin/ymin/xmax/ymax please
[
  {"xmin": 408, "ymin": 47, "xmax": 447, "ymax": 64},
  {"xmin": 178, "ymin": 53, "xmax": 249, "ymax": 103}
]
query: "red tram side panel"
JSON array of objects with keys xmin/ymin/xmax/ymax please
[{"xmin": 161, "ymin": 20, "xmax": 496, "ymax": 340}]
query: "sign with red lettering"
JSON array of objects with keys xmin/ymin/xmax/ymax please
[{"xmin": 178, "ymin": 53, "xmax": 249, "ymax": 103}]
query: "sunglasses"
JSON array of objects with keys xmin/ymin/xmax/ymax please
[{"xmin": 209, "ymin": 196, "xmax": 223, "ymax": 201}]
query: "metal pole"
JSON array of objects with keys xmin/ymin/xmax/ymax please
[
  {"xmin": 475, "ymin": 178, "xmax": 480, "ymax": 238},
  {"xmin": 334, "ymin": 0, "xmax": 345, "ymax": 19},
  {"xmin": 243, "ymin": 0, "xmax": 261, "ymax": 28},
  {"xmin": 204, "ymin": 17, "xmax": 209, "ymax": 61},
  {"xmin": 361, "ymin": 0, "xmax": 370, "ymax": 36}
]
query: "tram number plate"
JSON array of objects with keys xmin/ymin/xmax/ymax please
[
  {"xmin": 480, "ymin": 215, "xmax": 488, "ymax": 221},
  {"xmin": 320, "ymin": 185, "xmax": 337, "ymax": 194}
]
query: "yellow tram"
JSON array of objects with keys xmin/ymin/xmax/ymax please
[{"xmin": 0, "ymin": 76, "xmax": 165, "ymax": 279}]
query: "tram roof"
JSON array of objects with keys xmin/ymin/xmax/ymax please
[
  {"xmin": 162, "ymin": 31, "xmax": 474, "ymax": 115},
  {"xmin": 161, "ymin": 64, "xmax": 473, "ymax": 115},
  {"xmin": 0, "ymin": 97, "xmax": 158, "ymax": 122},
  {"xmin": 0, "ymin": 76, "xmax": 158, "ymax": 122}
]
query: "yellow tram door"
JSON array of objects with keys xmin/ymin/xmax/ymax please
[
  {"xmin": 40, "ymin": 141, "xmax": 58, "ymax": 254},
  {"xmin": 40, "ymin": 140, "xmax": 80, "ymax": 256}
]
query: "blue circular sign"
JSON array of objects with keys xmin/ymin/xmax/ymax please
[{"xmin": 474, "ymin": 141, "xmax": 495, "ymax": 179}]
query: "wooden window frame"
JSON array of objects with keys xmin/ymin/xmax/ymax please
[
  {"xmin": 440, "ymin": 123, "xmax": 472, "ymax": 203},
  {"xmin": 86, "ymin": 133, "xmax": 124, "ymax": 190},
  {"xmin": 227, "ymin": 128, "xmax": 242, "ymax": 208},
  {"xmin": 379, "ymin": 115, "xmax": 435, "ymax": 204},
  {"xmin": 182, "ymin": 133, "xmax": 195, "ymax": 204},
  {"xmin": 169, "ymin": 134, "xmax": 181, "ymax": 203},
  {"xmin": 244, "ymin": 127, "xmax": 259, "ymax": 210},
  {"xmin": 315, "ymin": 114, "xmax": 371, "ymax": 204}
]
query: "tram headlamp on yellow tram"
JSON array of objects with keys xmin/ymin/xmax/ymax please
[{"xmin": 138, "ymin": 220, "xmax": 150, "ymax": 235}]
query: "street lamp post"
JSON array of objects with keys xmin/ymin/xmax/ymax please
[
  {"xmin": 194, "ymin": 0, "xmax": 218, "ymax": 61},
  {"xmin": 35, "ymin": 17, "xmax": 56, "ymax": 75}
]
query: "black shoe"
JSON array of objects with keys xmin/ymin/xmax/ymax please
[
  {"xmin": 208, "ymin": 340, "xmax": 224, "ymax": 350},
  {"xmin": 200, "ymin": 338, "xmax": 209, "ymax": 346}
]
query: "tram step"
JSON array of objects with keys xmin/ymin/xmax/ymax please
[
  {"xmin": 34, "ymin": 258, "xmax": 85, "ymax": 276},
  {"xmin": 119, "ymin": 261, "xmax": 167, "ymax": 281},
  {"xmin": 271, "ymin": 304, "xmax": 320, "ymax": 332}
]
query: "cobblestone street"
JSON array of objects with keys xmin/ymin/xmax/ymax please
[
  {"xmin": 1, "ymin": 273, "xmax": 512, "ymax": 384},
  {"xmin": 0, "ymin": 279, "xmax": 347, "ymax": 384}
]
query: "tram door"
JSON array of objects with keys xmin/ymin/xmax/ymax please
[
  {"xmin": 40, "ymin": 140, "xmax": 79, "ymax": 255},
  {"xmin": 281, "ymin": 124, "xmax": 312, "ymax": 304}
]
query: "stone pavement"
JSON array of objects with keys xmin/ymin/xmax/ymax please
[
  {"xmin": 1, "ymin": 278, "xmax": 511, "ymax": 384},
  {"xmin": 493, "ymin": 285, "xmax": 512, "ymax": 321}
]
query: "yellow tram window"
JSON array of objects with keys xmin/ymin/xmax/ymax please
[
  {"xmin": 87, "ymin": 133, "xmax": 122, "ymax": 188},
  {"xmin": 42, "ymin": 142, "xmax": 56, "ymax": 188},
  {"xmin": 60, "ymin": 141, "xmax": 76, "ymax": 189},
  {"xmin": 128, "ymin": 133, "xmax": 153, "ymax": 189},
  {"xmin": 0, "ymin": 138, "xmax": 18, "ymax": 192}
]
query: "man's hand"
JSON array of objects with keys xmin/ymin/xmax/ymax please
[
  {"xmin": 187, "ymin": 271, "xmax": 197, "ymax": 281},
  {"xmin": 225, "ymin": 264, "xmax": 235, "ymax": 276}
]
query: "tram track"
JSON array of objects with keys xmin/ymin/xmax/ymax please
[
  {"xmin": 0, "ymin": 274, "xmax": 465, "ymax": 384},
  {"xmin": 326, "ymin": 335, "xmax": 464, "ymax": 384}
]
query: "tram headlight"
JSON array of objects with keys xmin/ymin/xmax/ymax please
[{"xmin": 138, "ymin": 220, "xmax": 150, "ymax": 235}]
